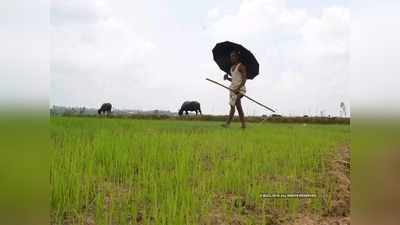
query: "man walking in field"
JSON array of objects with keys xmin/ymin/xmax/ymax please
[{"xmin": 222, "ymin": 50, "xmax": 247, "ymax": 129}]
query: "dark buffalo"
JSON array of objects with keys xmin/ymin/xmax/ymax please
[
  {"xmin": 178, "ymin": 101, "xmax": 202, "ymax": 116},
  {"xmin": 98, "ymin": 103, "xmax": 112, "ymax": 115}
]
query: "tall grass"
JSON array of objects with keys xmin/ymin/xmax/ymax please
[{"xmin": 51, "ymin": 117, "xmax": 349, "ymax": 225}]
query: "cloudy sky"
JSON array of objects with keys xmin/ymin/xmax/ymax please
[{"xmin": 49, "ymin": 0, "xmax": 350, "ymax": 116}]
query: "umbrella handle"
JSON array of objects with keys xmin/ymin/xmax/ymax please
[{"xmin": 223, "ymin": 74, "xmax": 231, "ymax": 81}]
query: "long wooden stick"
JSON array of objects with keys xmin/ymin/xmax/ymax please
[{"xmin": 206, "ymin": 78, "xmax": 276, "ymax": 112}]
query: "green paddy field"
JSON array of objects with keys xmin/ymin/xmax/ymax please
[{"xmin": 50, "ymin": 117, "xmax": 350, "ymax": 225}]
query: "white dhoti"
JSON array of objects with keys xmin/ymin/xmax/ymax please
[
  {"xmin": 228, "ymin": 62, "xmax": 246, "ymax": 106},
  {"xmin": 229, "ymin": 86, "xmax": 246, "ymax": 106}
]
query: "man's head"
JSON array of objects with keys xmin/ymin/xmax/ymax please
[{"xmin": 230, "ymin": 51, "xmax": 240, "ymax": 64}]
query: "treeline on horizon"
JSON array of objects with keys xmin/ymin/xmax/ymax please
[{"xmin": 52, "ymin": 114, "xmax": 350, "ymax": 125}]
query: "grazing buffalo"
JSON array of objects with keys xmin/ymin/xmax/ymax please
[
  {"xmin": 178, "ymin": 101, "xmax": 202, "ymax": 116},
  {"xmin": 98, "ymin": 103, "xmax": 112, "ymax": 115}
]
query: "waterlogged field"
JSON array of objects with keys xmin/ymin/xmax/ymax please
[{"xmin": 50, "ymin": 117, "xmax": 350, "ymax": 225}]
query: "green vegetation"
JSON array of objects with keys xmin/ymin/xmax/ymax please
[{"xmin": 51, "ymin": 117, "xmax": 349, "ymax": 225}]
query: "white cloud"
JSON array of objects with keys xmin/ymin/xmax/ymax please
[
  {"xmin": 208, "ymin": 8, "xmax": 221, "ymax": 20},
  {"xmin": 208, "ymin": 0, "xmax": 308, "ymax": 39},
  {"xmin": 51, "ymin": 0, "xmax": 157, "ymax": 109},
  {"xmin": 50, "ymin": 0, "xmax": 109, "ymax": 26},
  {"xmin": 300, "ymin": 6, "xmax": 349, "ymax": 58},
  {"xmin": 52, "ymin": 0, "xmax": 156, "ymax": 67}
]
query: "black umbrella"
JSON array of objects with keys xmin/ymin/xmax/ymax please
[{"xmin": 212, "ymin": 41, "xmax": 259, "ymax": 80}]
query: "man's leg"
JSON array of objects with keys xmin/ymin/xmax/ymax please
[
  {"xmin": 223, "ymin": 92, "xmax": 236, "ymax": 127},
  {"xmin": 223, "ymin": 105, "xmax": 235, "ymax": 127},
  {"xmin": 236, "ymin": 97, "xmax": 246, "ymax": 128}
]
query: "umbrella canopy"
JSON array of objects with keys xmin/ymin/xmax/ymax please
[{"xmin": 212, "ymin": 41, "xmax": 259, "ymax": 80}]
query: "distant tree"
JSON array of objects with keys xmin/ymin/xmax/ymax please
[
  {"xmin": 340, "ymin": 102, "xmax": 346, "ymax": 117},
  {"xmin": 79, "ymin": 107, "xmax": 85, "ymax": 115}
]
